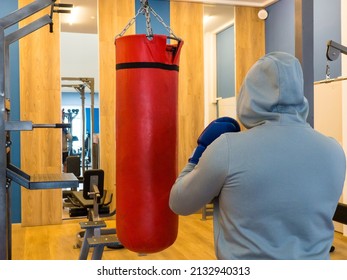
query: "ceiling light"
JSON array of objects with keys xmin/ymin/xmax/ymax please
[{"xmin": 66, "ymin": 6, "xmax": 80, "ymax": 25}]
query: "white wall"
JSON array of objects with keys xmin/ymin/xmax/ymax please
[{"xmin": 60, "ymin": 32, "xmax": 99, "ymax": 92}]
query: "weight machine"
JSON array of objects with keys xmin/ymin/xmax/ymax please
[
  {"xmin": 62, "ymin": 107, "xmax": 79, "ymax": 156},
  {"xmin": 0, "ymin": 0, "xmax": 79, "ymax": 260},
  {"xmin": 61, "ymin": 77, "xmax": 97, "ymax": 173},
  {"xmin": 325, "ymin": 41, "xmax": 347, "ymax": 223},
  {"xmin": 324, "ymin": 40, "xmax": 347, "ymax": 252}
]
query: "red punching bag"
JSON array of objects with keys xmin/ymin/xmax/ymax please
[{"xmin": 115, "ymin": 34, "xmax": 183, "ymax": 254}]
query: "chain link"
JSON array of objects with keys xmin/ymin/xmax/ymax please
[
  {"xmin": 149, "ymin": 6, "xmax": 180, "ymax": 40},
  {"xmin": 115, "ymin": 7, "xmax": 143, "ymax": 39},
  {"xmin": 115, "ymin": 0, "xmax": 181, "ymax": 41},
  {"xmin": 142, "ymin": 0, "xmax": 153, "ymax": 38}
]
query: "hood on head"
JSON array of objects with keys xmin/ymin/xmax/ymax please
[{"xmin": 236, "ymin": 52, "xmax": 309, "ymax": 129}]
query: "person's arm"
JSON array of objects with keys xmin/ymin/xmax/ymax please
[
  {"xmin": 169, "ymin": 117, "xmax": 239, "ymax": 215},
  {"xmin": 169, "ymin": 135, "xmax": 230, "ymax": 215}
]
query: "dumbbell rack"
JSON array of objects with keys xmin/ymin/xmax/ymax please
[{"xmin": 0, "ymin": 0, "xmax": 79, "ymax": 260}]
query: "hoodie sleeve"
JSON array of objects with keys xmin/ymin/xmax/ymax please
[{"xmin": 169, "ymin": 135, "xmax": 230, "ymax": 215}]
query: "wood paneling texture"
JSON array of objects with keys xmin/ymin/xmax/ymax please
[
  {"xmin": 98, "ymin": 0, "xmax": 135, "ymax": 209},
  {"xmin": 19, "ymin": 0, "xmax": 62, "ymax": 226},
  {"xmin": 234, "ymin": 6, "xmax": 265, "ymax": 102},
  {"xmin": 170, "ymin": 2, "xmax": 205, "ymax": 172}
]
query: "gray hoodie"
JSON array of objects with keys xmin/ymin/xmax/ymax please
[{"xmin": 169, "ymin": 52, "xmax": 346, "ymax": 259}]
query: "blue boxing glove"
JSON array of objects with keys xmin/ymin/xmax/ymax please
[{"xmin": 189, "ymin": 117, "xmax": 240, "ymax": 164}]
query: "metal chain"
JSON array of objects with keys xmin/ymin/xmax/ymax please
[
  {"xmin": 115, "ymin": 0, "xmax": 181, "ymax": 41},
  {"xmin": 115, "ymin": 7, "xmax": 143, "ymax": 39},
  {"xmin": 142, "ymin": 1, "xmax": 153, "ymax": 38},
  {"xmin": 149, "ymin": 6, "xmax": 180, "ymax": 40}
]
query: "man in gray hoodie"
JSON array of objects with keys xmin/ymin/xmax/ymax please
[{"xmin": 169, "ymin": 52, "xmax": 346, "ymax": 259}]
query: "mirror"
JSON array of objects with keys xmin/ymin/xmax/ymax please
[{"xmin": 60, "ymin": 0, "xmax": 100, "ymax": 174}]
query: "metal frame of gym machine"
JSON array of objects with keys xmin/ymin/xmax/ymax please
[
  {"xmin": 325, "ymin": 40, "xmax": 347, "ymax": 227},
  {"xmin": 0, "ymin": 0, "xmax": 79, "ymax": 260}
]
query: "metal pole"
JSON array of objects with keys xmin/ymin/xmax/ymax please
[
  {"xmin": 81, "ymin": 87, "xmax": 86, "ymax": 174},
  {"xmin": 0, "ymin": 26, "xmax": 8, "ymax": 260},
  {"xmin": 0, "ymin": 0, "xmax": 55, "ymax": 260},
  {"xmin": 295, "ymin": 0, "xmax": 314, "ymax": 127},
  {"xmin": 4, "ymin": 31, "xmax": 11, "ymax": 261},
  {"xmin": 0, "ymin": 0, "xmax": 53, "ymax": 29},
  {"xmin": 90, "ymin": 79, "xmax": 95, "ymax": 169}
]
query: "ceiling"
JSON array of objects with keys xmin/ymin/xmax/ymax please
[
  {"xmin": 60, "ymin": 0, "xmax": 98, "ymax": 34},
  {"xmin": 60, "ymin": 0, "xmax": 278, "ymax": 34}
]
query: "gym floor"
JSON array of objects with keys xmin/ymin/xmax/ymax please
[{"xmin": 11, "ymin": 214, "xmax": 347, "ymax": 260}]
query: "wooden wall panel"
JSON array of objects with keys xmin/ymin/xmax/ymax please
[
  {"xmin": 234, "ymin": 6, "xmax": 265, "ymax": 99},
  {"xmin": 170, "ymin": 2, "xmax": 204, "ymax": 172},
  {"xmin": 98, "ymin": 0, "xmax": 134, "ymax": 209},
  {"xmin": 19, "ymin": 0, "xmax": 62, "ymax": 226}
]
